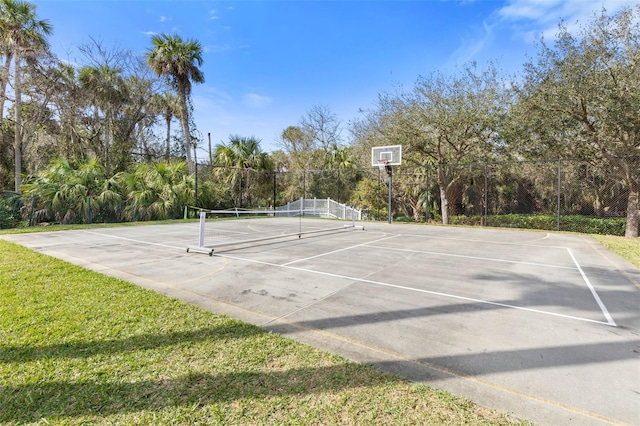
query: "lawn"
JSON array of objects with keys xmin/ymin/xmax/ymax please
[
  {"xmin": 590, "ymin": 234, "xmax": 640, "ymax": 268},
  {"xmin": 0, "ymin": 239, "xmax": 525, "ymax": 425}
]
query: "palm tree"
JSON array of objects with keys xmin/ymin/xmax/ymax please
[
  {"xmin": 48, "ymin": 63, "xmax": 83, "ymax": 161},
  {"xmin": 146, "ymin": 33, "xmax": 204, "ymax": 175},
  {"xmin": 214, "ymin": 135, "xmax": 273, "ymax": 207},
  {"xmin": 151, "ymin": 91, "xmax": 180, "ymax": 160},
  {"xmin": 22, "ymin": 157, "xmax": 121, "ymax": 224},
  {"xmin": 78, "ymin": 64, "xmax": 126, "ymax": 171},
  {"xmin": 119, "ymin": 160, "xmax": 193, "ymax": 220},
  {"xmin": 0, "ymin": 0, "xmax": 52, "ymax": 192}
]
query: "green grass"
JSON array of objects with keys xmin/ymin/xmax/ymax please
[
  {"xmin": 590, "ymin": 234, "xmax": 640, "ymax": 268},
  {"xmin": 0, "ymin": 239, "xmax": 525, "ymax": 425}
]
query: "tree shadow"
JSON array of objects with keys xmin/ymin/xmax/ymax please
[
  {"xmin": 369, "ymin": 340, "xmax": 640, "ymax": 377},
  {"xmin": 0, "ymin": 364, "xmax": 392, "ymax": 423},
  {"xmin": 0, "ymin": 324, "xmax": 262, "ymax": 364}
]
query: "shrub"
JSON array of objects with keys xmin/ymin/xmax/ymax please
[
  {"xmin": 0, "ymin": 192, "xmax": 23, "ymax": 229},
  {"xmin": 449, "ymin": 214, "xmax": 626, "ymax": 236}
]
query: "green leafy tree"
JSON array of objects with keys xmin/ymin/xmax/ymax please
[
  {"xmin": 514, "ymin": 7, "xmax": 640, "ymax": 237},
  {"xmin": 146, "ymin": 33, "xmax": 204, "ymax": 175},
  {"xmin": 119, "ymin": 160, "xmax": 193, "ymax": 220},
  {"xmin": 213, "ymin": 135, "xmax": 273, "ymax": 207},
  {"xmin": 22, "ymin": 157, "xmax": 120, "ymax": 224},
  {"xmin": 356, "ymin": 63, "xmax": 509, "ymax": 224},
  {"xmin": 78, "ymin": 64, "xmax": 127, "ymax": 171}
]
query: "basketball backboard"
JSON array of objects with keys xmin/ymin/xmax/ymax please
[{"xmin": 371, "ymin": 145, "xmax": 402, "ymax": 167}]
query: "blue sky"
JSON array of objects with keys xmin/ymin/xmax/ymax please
[{"xmin": 33, "ymin": 0, "xmax": 637, "ymax": 154}]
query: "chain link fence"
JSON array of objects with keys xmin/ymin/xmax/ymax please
[
  {"xmin": 192, "ymin": 157, "xmax": 638, "ymax": 236},
  {"xmin": 11, "ymin": 156, "xmax": 637, "ymax": 237}
]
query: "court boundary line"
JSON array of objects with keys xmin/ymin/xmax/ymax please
[
  {"xmin": 83, "ymin": 229, "xmax": 616, "ymax": 327},
  {"xmin": 283, "ymin": 235, "xmax": 616, "ymax": 327},
  {"xmin": 84, "ymin": 231, "xmax": 186, "ymax": 250},
  {"xmin": 216, "ymin": 252, "xmax": 615, "ymax": 327},
  {"xmin": 282, "ymin": 235, "xmax": 400, "ymax": 266},
  {"xmin": 567, "ymin": 248, "xmax": 616, "ymax": 326},
  {"xmin": 365, "ymin": 244, "xmax": 575, "ymax": 270}
]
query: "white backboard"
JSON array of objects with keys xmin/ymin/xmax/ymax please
[{"xmin": 371, "ymin": 145, "xmax": 402, "ymax": 166}]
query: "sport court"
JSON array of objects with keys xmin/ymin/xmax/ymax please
[{"xmin": 3, "ymin": 220, "xmax": 639, "ymax": 426}]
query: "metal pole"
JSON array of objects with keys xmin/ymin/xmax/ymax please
[
  {"xmin": 425, "ymin": 165, "xmax": 430, "ymax": 222},
  {"xmin": 193, "ymin": 145, "xmax": 198, "ymax": 206},
  {"xmin": 273, "ymin": 171, "xmax": 277, "ymax": 212},
  {"xmin": 557, "ymin": 160, "xmax": 561, "ymax": 231},
  {"xmin": 388, "ymin": 166, "xmax": 393, "ymax": 224},
  {"xmin": 483, "ymin": 163, "xmax": 488, "ymax": 226}
]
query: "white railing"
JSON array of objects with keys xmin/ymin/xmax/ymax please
[{"xmin": 276, "ymin": 198, "xmax": 362, "ymax": 221}]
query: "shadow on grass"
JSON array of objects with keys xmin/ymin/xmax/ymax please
[
  {"xmin": 0, "ymin": 324, "xmax": 262, "ymax": 363},
  {"xmin": 0, "ymin": 364, "xmax": 391, "ymax": 422}
]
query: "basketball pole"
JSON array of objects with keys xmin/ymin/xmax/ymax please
[{"xmin": 387, "ymin": 164, "xmax": 393, "ymax": 224}]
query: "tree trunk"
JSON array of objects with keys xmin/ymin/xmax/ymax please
[
  {"xmin": 165, "ymin": 116, "xmax": 171, "ymax": 160},
  {"xmin": 625, "ymin": 179, "xmax": 639, "ymax": 238},
  {"xmin": 0, "ymin": 53, "xmax": 12, "ymax": 123},
  {"xmin": 437, "ymin": 163, "xmax": 449, "ymax": 224},
  {"xmin": 177, "ymin": 86, "xmax": 194, "ymax": 174},
  {"xmin": 13, "ymin": 51, "xmax": 22, "ymax": 193}
]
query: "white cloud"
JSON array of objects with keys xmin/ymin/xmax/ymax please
[
  {"xmin": 497, "ymin": 0, "xmax": 639, "ymax": 42},
  {"xmin": 443, "ymin": 0, "xmax": 638, "ymax": 73},
  {"xmin": 446, "ymin": 19, "xmax": 498, "ymax": 67},
  {"xmin": 159, "ymin": 16, "xmax": 169, "ymax": 23},
  {"xmin": 210, "ymin": 9, "xmax": 219, "ymax": 20},
  {"xmin": 243, "ymin": 93, "xmax": 273, "ymax": 108}
]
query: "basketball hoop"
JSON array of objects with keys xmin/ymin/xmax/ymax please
[
  {"xmin": 371, "ymin": 145, "xmax": 401, "ymax": 224},
  {"xmin": 378, "ymin": 159, "xmax": 393, "ymax": 177}
]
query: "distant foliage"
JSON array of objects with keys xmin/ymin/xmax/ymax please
[
  {"xmin": 450, "ymin": 214, "xmax": 627, "ymax": 236},
  {"xmin": 0, "ymin": 192, "xmax": 23, "ymax": 229}
]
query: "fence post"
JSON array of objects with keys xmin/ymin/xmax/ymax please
[
  {"xmin": 557, "ymin": 160, "xmax": 562, "ymax": 231},
  {"xmin": 86, "ymin": 196, "xmax": 92, "ymax": 224},
  {"xmin": 483, "ymin": 163, "xmax": 488, "ymax": 226},
  {"xmin": 29, "ymin": 195, "xmax": 35, "ymax": 226},
  {"xmin": 273, "ymin": 172, "xmax": 277, "ymax": 212},
  {"xmin": 425, "ymin": 165, "xmax": 430, "ymax": 222}
]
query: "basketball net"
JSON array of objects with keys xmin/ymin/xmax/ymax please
[{"xmin": 377, "ymin": 159, "xmax": 393, "ymax": 177}]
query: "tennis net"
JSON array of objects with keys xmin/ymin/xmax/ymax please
[{"xmin": 187, "ymin": 207, "xmax": 363, "ymax": 255}]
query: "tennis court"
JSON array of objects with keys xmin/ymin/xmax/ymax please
[{"xmin": 3, "ymin": 220, "xmax": 639, "ymax": 426}]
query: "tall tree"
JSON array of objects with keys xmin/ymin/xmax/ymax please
[
  {"xmin": 146, "ymin": 33, "xmax": 204, "ymax": 175},
  {"xmin": 514, "ymin": 7, "xmax": 640, "ymax": 238},
  {"xmin": 0, "ymin": 0, "xmax": 51, "ymax": 192},
  {"xmin": 357, "ymin": 63, "xmax": 509, "ymax": 224},
  {"xmin": 151, "ymin": 91, "xmax": 180, "ymax": 160},
  {"xmin": 300, "ymin": 104, "xmax": 342, "ymax": 152},
  {"xmin": 78, "ymin": 64, "xmax": 126, "ymax": 171}
]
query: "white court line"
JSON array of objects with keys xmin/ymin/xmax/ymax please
[
  {"xmin": 566, "ymin": 248, "xmax": 617, "ymax": 326},
  {"xmin": 83, "ymin": 231, "xmax": 186, "ymax": 251},
  {"xmin": 83, "ymin": 230, "xmax": 616, "ymax": 327},
  {"xmin": 282, "ymin": 235, "xmax": 400, "ymax": 266},
  {"xmin": 366, "ymin": 245, "xmax": 575, "ymax": 270},
  {"xmin": 395, "ymin": 233, "xmax": 567, "ymax": 249},
  {"xmin": 216, "ymin": 253, "xmax": 615, "ymax": 327}
]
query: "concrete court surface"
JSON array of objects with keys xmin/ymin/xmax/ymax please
[{"xmin": 2, "ymin": 221, "xmax": 640, "ymax": 426}]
